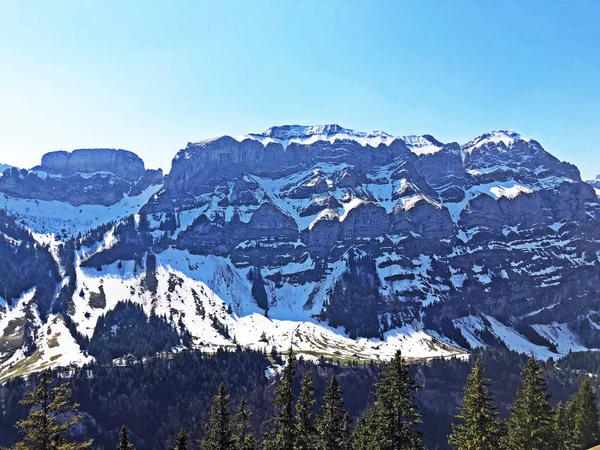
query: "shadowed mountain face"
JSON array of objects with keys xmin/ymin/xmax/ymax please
[
  {"xmin": 1, "ymin": 126, "xmax": 600, "ymax": 380},
  {"xmin": 0, "ymin": 148, "xmax": 163, "ymax": 207}
]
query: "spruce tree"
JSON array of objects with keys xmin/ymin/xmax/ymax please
[
  {"xmin": 570, "ymin": 378, "xmax": 600, "ymax": 449},
  {"xmin": 352, "ymin": 409, "xmax": 376, "ymax": 450},
  {"xmin": 448, "ymin": 357, "xmax": 503, "ymax": 450},
  {"xmin": 12, "ymin": 370, "xmax": 92, "ymax": 450},
  {"xmin": 502, "ymin": 356, "xmax": 553, "ymax": 450},
  {"xmin": 316, "ymin": 374, "xmax": 350, "ymax": 450},
  {"xmin": 233, "ymin": 397, "xmax": 258, "ymax": 450},
  {"xmin": 171, "ymin": 428, "xmax": 190, "ymax": 450},
  {"xmin": 353, "ymin": 350, "xmax": 423, "ymax": 450},
  {"xmin": 340, "ymin": 411, "xmax": 352, "ymax": 450},
  {"xmin": 117, "ymin": 425, "xmax": 134, "ymax": 450},
  {"xmin": 201, "ymin": 382, "xmax": 234, "ymax": 450},
  {"xmin": 264, "ymin": 347, "xmax": 297, "ymax": 450},
  {"xmin": 554, "ymin": 402, "xmax": 576, "ymax": 450},
  {"xmin": 295, "ymin": 370, "xmax": 317, "ymax": 450}
]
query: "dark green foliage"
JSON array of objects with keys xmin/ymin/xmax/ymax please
[
  {"xmin": 353, "ymin": 350, "xmax": 423, "ymax": 450},
  {"xmin": 0, "ymin": 349, "xmax": 271, "ymax": 449},
  {"xmin": 233, "ymin": 397, "xmax": 258, "ymax": 450},
  {"xmin": 553, "ymin": 402, "xmax": 576, "ymax": 450},
  {"xmin": 171, "ymin": 428, "xmax": 189, "ymax": 450},
  {"xmin": 515, "ymin": 323, "xmax": 557, "ymax": 353},
  {"xmin": 61, "ymin": 313, "xmax": 90, "ymax": 352},
  {"xmin": 250, "ymin": 267, "xmax": 269, "ymax": 312},
  {"xmin": 556, "ymin": 351, "xmax": 600, "ymax": 374},
  {"xmin": 88, "ymin": 285, "xmax": 107, "ymax": 309},
  {"xmin": 502, "ymin": 356, "xmax": 553, "ymax": 450},
  {"xmin": 264, "ymin": 347, "xmax": 297, "ymax": 450},
  {"xmin": 569, "ymin": 318, "xmax": 600, "ymax": 348},
  {"xmin": 79, "ymin": 217, "xmax": 153, "ymax": 269},
  {"xmin": 0, "ymin": 210, "xmax": 60, "ymax": 320},
  {"xmin": 4, "ymin": 347, "xmax": 600, "ymax": 450},
  {"xmin": 315, "ymin": 374, "xmax": 350, "ymax": 450},
  {"xmin": 88, "ymin": 301, "xmax": 184, "ymax": 363},
  {"xmin": 295, "ymin": 370, "xmax": 317, "ymax": 450},
  {"xmin": 448, "ymin": 357, "xmax": 503, "ymax": 450},
  {"xmin": 570, "ymin": 378, "xmax": 600, "ymax": 449},
  {"xmin": 144, "ymin": 252, "xmax": 158, "ymax": 294},
  {"xmin": 321, "ymin": 254, "xmax": 381, "ymax": 339},
  {"xmin": 11, "ymin": 370, "xmax": 92, "ymax": 450},
  {"xmin": 211, "ymin": 315, "xmax": 231, "ymax": 340},
  {"xmin": 118, "ymin": 426, "xmax": 135, "ymax": 450},
  {"xmin": 201, "ymin": 383, "xmax": 234, "ymax": 450},
  {"xmin": 440, "ymin": 319, "xmax": 471, "ymax": 350}
]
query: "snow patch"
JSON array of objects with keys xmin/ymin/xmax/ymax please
[{"xmin": 0, "ymin": 184, "xmax": 163, "ymax": 237}]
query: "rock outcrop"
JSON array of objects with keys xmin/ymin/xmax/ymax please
[
  {"xmin": 39, "ymin": 148, "xmax": 145, "ymax": 181},
  {"xmin": 0, "ymin": 149, "xmax": 163, "ymax": 207}
]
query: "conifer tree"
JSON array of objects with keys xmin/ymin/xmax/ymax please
[
  {"xmin": 502, "ymin": 356, "xmax": 553, "ymax": 450},
  {"xmin": 352, "ymin": 409, "xmax": 376, "ymax": 450},
  {"xmin": 353, "ymin": 350, "xmax": 423, "ymax": 450},
  {"xmin": 570, "ymin": 378, "xmax": 600, "ymax": 449},
  {"xmin": 264, "ymin": 347, "xmax": 297, "ymax": 450},
  {"xmin": 201, "ymin": 383, "xmax": 234, "ymax": 450},
  {"xmin": 117, "ymin": 425, "xmax": 134, "ymax": 450},
  {"xmin": 11, "ymin": 370, "xmax": 92, "ymax": 450},
  {"xmin": 233, "ymin": 397, "xmax": 258, "ymax": 450},
  {"xmin": 171, "ymin": 428, "xmax": 190, "ymax": 450},
  {"xmin": 448, "ymin": 357, "xmax": 503, "ymax": 450},
  {"xmin": 553, "ymin": 402, "xmax": 576, "ymax": 450},
  {"xmin": 316, "ymin": 374, "xmax": 350, "ymax": 450},
  {"xmin": 295, "ymin": 369, "xmax": 317, "ymax": 450},
  {"xmin": 340, "ymin": 411, "xmax": 352, "ymax": 450}
]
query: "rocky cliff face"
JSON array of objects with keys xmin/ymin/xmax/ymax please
[
  {"xmin": 0, "ymin": 149, "xmax": 162, "ymax": 208},
  {"xmin": 1, "ymin": 126, "xmax": 600, "ymax": 380},
  {"xmin": 39, "ymin": 149, "xmax": 145, "ymax": 181}
]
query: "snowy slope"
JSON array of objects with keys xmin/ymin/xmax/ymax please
[
  {"xmin": 70, "ymin": 247, "xmax": 462, "ymax": 362},
  {"xmin": 0, "ymin": 183, "xmax": 163, "ymax": 237}
]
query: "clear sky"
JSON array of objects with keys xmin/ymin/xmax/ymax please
[{"xmin": 0, "ymin": 1, "xmax": 599, "ymax": 178}]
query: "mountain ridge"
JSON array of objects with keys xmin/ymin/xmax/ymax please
[{"xmin": 1, "ymin": 125, "xmax": 600, "ymax": 381}]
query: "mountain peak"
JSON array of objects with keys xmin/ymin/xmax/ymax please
[
  {"xmin": 463, "ymin": 129, "xmax": 530, "ymax": 152},
  {"xmin": 401, "ymin": 134, "xmax": 445, "ymax": 155},
  {"xmin": 38, "ymin": 148, "xmax": 146, "ymax": 182},
  {"xmin": 252, "ymin": 124, "xmax": 393, "ymax": 141},
  {"xmin": 240, "ymin": 124, "xmax": 397, "ymax": 149}
]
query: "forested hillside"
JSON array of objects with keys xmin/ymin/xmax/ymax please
[{"xmin": 2, "ymin": 347, "xmax": 600, "ymax": 449}]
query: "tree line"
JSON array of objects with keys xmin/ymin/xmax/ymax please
[{"xmin": 3, "ymin": 349, "xmax": 600, "ymax": 450}]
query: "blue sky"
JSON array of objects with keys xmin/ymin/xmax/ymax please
[{"xmin": 0, "ymin": 1, "xmax": 599, "ymax": 178}]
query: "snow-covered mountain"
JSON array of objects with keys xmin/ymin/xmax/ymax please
[{"xmin": 2, "ymin": 126, "xmax": 600, "ymax": 381}]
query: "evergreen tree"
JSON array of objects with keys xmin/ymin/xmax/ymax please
[
  {"xmin": 264, "ymin": 347, "xmax": 297, "ymax": 450},
  {"xmin": 352, "ymin": 408, "xmax": 376, "ymax": 450},
  {"xmin": 502, "ymin": 356, "xmax": 553, "ymax": 450},
  {"xmin": 340, "ymin": 412, "xmax": 352, "ymax": 450},
  {"xmin": 295, "ymin": 370, "xmax": 317, "ymax": 450},
  {"xmin": 201, "ymin": 383, "xmax": 234, "ymax": 450},
  {"xmin": 570, "ymin": 378, "xmax": 600, "ymax": 449},
  {"xmin": 11, "ymin": 370, "xmax": 92, "ymax": 450},
  {"xmin": 117, "ymin": 426, "xmax": 134, "ymax": 450},
  {"xmin": 554, "ymin": 402, "xmax": 576, "ymax": 450},
  {"xmin": 171, "ymin": 428, "xmax": 189, "ymax": 450},
  {"xmin": 448, "ymin": 357, "xmax": 503, "ymax": 450},
  {"xmin": 316, "ymin": 374, "xmax": 350, "ymax": 450},
  {"xmin": 353, "ymin": 350, "xmax": 423, "ymax": 450},
  {"xmin": 233, "ymin": 397, "xmax": 258, "ymax": 450}
]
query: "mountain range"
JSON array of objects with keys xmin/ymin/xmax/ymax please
[{"xmin": 1, "ymin": 124, "xmax": 600, "ymax": 381}]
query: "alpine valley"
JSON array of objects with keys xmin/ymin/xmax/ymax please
[{"xmin": 2, "ymin": 124, "xmax": 600, "ymax": 382}]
